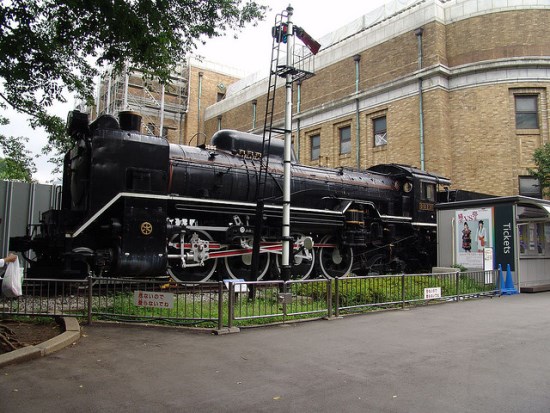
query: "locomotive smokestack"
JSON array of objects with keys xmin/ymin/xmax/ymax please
[{"xmin": 119, "ymin": 111, "xmax": 142, "ymax": 132}]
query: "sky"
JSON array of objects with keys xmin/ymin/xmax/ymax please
[
  {"xmin": 0, "ymin": 0, "xmax": 389, "ymax": 183},
  {"xmin": 195, "ymin": 0, "xmax": 389, "ymax": 75}
]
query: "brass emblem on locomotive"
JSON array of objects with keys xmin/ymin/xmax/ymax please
[{"xmin": 140, "ymin": 222, "xmax": 153, "ymax": 235}]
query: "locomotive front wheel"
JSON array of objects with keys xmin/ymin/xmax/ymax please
[
  {"xmin": 168, "ymin": 230, "xmax": 218, "ymax": 282},
  {"xmin": 224, "ymin": 251, "xmax": 270, "ymax": 281},
  {"xmin": 317, "ymin": 235, "xmax": 353, "ymax": 279}
]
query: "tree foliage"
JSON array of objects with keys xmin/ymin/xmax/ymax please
[
  {"xmin": 530, "ymin": 142, "xmax": 550, "ymax": 196},
  {"xmin": 0, "ymin": 134, "xmax": 36, "ymax": 182},
  {"xmin": 0, "ymin": 0, "xmax": 267, "ymax": 176}
]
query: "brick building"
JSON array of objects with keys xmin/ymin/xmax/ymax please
[
  {"xmin": 93, "ymin": 58, "xmax": 244, "ymax": 146},
  {"xmin": 203, "ymin": 0, "xmax": 550, "ymax": 197}
]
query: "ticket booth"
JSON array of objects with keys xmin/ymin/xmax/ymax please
[{"xmin": 436, "ymin": 196, "xmax": 550, "ymax": 293}]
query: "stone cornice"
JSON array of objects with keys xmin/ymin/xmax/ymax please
[{"xmin": 294, "ymin": 58, "xmax": 550, "ymax": 129}]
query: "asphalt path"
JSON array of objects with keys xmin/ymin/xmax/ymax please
[{"xmin": 1, "ymin": 293, "xmax": 549, "ymax": 412}]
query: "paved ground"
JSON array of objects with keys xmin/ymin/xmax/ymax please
[{"xmin": 1, "ymin": 293, "xmax": 549, "ymax": 413}]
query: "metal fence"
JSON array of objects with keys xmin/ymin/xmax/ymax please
[
  {"xmin": 0, "ymin": 277, "xmax": 223, "ymax": 328},
  {"xmin": 0, "ymin": 270, "xmax": 500, "ymax": 331},
  {"xmin": 0, "ymin": 181, "xmax": 61, "ymax": 258},
  {"xmin": 334, "ymin": 269, "xmax": 498, "ymax": 316}
]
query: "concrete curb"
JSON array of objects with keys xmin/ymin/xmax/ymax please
[{"xmin": 0, "ymin": 317, "xmax": 81, "ymax": 368}]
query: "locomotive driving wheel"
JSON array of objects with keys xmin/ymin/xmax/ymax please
[
  {"xmin": 273, "ymin": 233, "xmax": 316, "ymax": 280},
  {"xmin": 223, "ymin": 240, "xmax": 270, "ymax": 281},
  {"xmin": 317, "ymin": 235, "xmax": 354, "ymax": 279},
  {"xmin": 168, "ymin": 230, "xmax": 218, "ymax": 283}
]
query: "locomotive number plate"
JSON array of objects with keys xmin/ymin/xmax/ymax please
[
  {"xmin": 418, "ymin": 202, "xmax": 434, "ymax": 211},
  {"xmin": 238, "ymin": 149, "xmax": 262, "ymax": 160}
]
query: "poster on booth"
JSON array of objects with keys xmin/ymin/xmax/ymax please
[{"xmin": 455, "ymin": 207, "xmax": 493, "ymax": 269}]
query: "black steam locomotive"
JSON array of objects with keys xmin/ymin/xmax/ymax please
[{"xmin": 11, "ymin": 110, "xmax": 451, "ymax": 281}]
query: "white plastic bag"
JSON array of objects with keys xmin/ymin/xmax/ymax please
[{"xmin": 2, "ymin": 257, "xmax": 22, "ymax": 298}]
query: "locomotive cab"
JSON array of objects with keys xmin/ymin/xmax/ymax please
[{"xmin": 367, "ymin": 164, "xmax": 450, "ymax": 225}]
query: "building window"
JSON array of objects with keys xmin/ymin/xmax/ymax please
[
  {"xmin": 161, "ymin": 127, "xmax": 175, "ymax": 139},
  {"xmin": 146, "ymin": 123, "xmax": 155, "ymax": 135},
  {"xmin": 373, "ymin": 116, "xmax": 387, "ymax": 146},
  {"xmin": 519, "ymin": 176, "xmax": 542, "ymax": 198},
  {"xmin": 310, "ymin": 134, "xmax": 320, "ymax": 161},
  {"xmin": 217, "ymin": 115, "xmax": 222, "ymax": 131},
  {"xmin": 515, "ymin": 95, "xmax": 539, "ymax": 129},
  {"xmin": 339, "ymin": 126, "xmax": 351, "ymax": 154},
  {"xmin": 421, "ymin": 182, "xmax": 436, "ymax": 202}
]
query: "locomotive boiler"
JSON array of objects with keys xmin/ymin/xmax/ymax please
[{"xmin": 10, "ymin": 110, "xmax": 451, "ymax": 281}]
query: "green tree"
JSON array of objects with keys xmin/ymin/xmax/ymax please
[
  {"xmin": 530, "ymin": 142, "xmax": 550, "ymax": 196},
  {"xmin": 0, "ymin": 0, "xmax": 267, "ymax": 174},
  {"xmin": 0, "ymin": 134, "xmax": 36, "ymax": 182}
]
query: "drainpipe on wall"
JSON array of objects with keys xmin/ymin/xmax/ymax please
[
  {"xmin": 296, "ymin": 80, "xmax": 302, "ymax": 162},
  {"xmin": 353, "ymin": 54, "xmax": 361, "ymax": 169},
  {"xmin": 252, "ymin": 99, "xmax": 258, "ymax": 130},
  {"xmin": 415, "ymin": 27, "xmax": 425, "ymax": 171},
  {"xmin": 197, "ymin": 71, "xmax": 204, "ymax": 144}
]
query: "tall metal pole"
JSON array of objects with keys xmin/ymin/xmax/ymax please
[{"xmin": 281, "ymin": 5, "xmax": 294, "ymax": 280}]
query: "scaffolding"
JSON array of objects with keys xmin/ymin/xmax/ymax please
[{"xmin": 94, "ymin": 62, "xmax": 190, "ymax": 142}]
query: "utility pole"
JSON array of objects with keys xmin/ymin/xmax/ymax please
[
  {"xmin": 280, "ymin": 5, "xmax": 294, "ymax": 280},
  {"xmin": 250, "ymin": 5, "xmax": 320, "ymax": 280}
]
